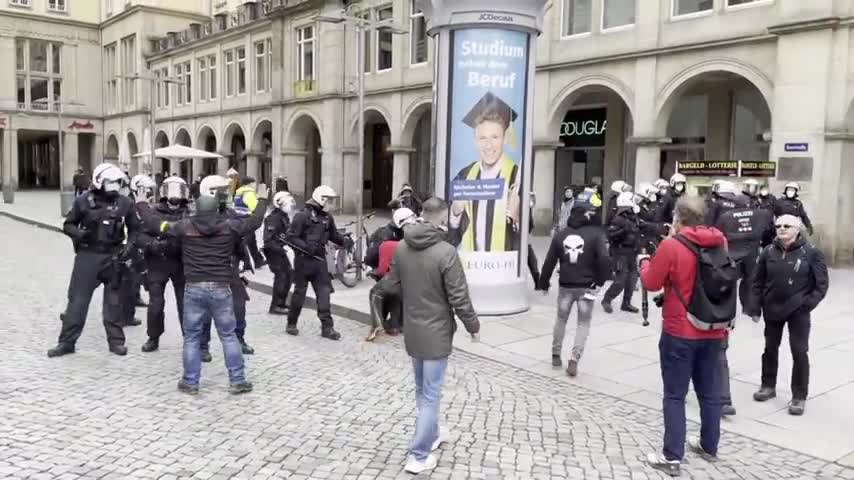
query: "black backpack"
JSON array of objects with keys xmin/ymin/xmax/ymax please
[{"xmin": 672, "ymin": 234, "xmax": 738, "ymax": 331}]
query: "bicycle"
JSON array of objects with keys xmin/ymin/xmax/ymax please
[{"xmin": 327, "ymin": 211, "xmax": 376, "ymax": 288}]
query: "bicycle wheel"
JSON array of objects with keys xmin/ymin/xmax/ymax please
[{"xmin": 335, "ymin": 245, "xmax": 360, "ymax": 288}]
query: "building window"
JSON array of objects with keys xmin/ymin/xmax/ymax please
[
  {"xmin": 255, "ymin": 40, "xmax": 267, "ymax": 92},
  {"xmin": 15, "ymin": 38, "xmax": 25, "ymax": 71},
  {"xmin": 174, "ymin": 63, "xmax": 183, "ymax": 106},
  {"xmin": 121, "ymin": 35, "xmax": 136, "ymax": 108},
  {"xmin": 603, "ymin": 0, "xmax": 635, "ymax": 30},
  {"xmin": 198, "ymin": 57, "xmax": 208, "ymax": 102},
  {"xmin": 266, "ymin": 39, "xmax": 272, "ymax": 91},
  {"xmin": 48, "ymin": 0, "xmax": 66, "ymax": 12},
  {"xmin": 225, "ymin": 50, "xmax": 235, "ymax": 97},
  {"xmin": 30, "ymin": 40, "xmax": 48, "ymax": 72},
  {"xmin": 104, "ymin": 43, "xmax": 117, "ymax": 112},
  {"xmin": 183, "ymin": 60, "xmax": 191, "ymax": 104},
  {"xmin": 9, "ymin": 0, "xmax": 31, "ymax": 7},
  {"xmin": 409, "ymin": 0, "xmax": 427, "ymax": 65},
  {"xmin": 16, "ymin": 75, "xmax": 26, "ymax": 108},
  {"xmin": 161, "ymin": 67, "xmax": 169, "ymax": 106},
  {"xmin": 376, "ymin": 6, "xmax": 394, "ymax": 71},
  {"xmin": 297, "ymin": 25, "xmax": 315, "ymax": 83},
  {"xmin": 673, "ymin": 0, "xmax": 713, "ymax": 17},
  {"xmin": 360, "ymin": 11, "xmax": 372, "ymax": 73},
  {"xmin": 727, "ymin": 0, "xmax": 767, "ymax": 6},
  {"xmin": 237, "ymin": 47, "xmax": 246, "ymax": 95},
  {"xmin": 154, "ymin": 69, "xmax": 161, "ymax": 107},
  {"xmin": 562, "ymin": 0, "xmax": 591, "ymax": 37},
  {"xmin": 208, "ymin": 55, "xmax": 217, "ymax": 100}
]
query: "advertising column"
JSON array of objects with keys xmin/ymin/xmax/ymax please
[{"xmin": 421, "ymin": 0, "xmax": 547, "ymax": 315}]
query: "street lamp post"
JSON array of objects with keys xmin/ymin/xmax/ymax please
[{"xmin": 317, "ymin": 8, "xmax": 407, "ymax": 281}]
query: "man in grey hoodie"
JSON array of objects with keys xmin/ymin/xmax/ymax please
[{"xmin": 377, "ymin": 197, "xmax": 480, "ymax": 475}]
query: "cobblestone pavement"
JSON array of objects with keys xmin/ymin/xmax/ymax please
[{"xmin": 1, "ymin": 215, "xmax": 853, "ymax": 480}]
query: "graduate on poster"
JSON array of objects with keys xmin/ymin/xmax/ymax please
[{"xmin": 449, "ymin": 92, "xmax": 522, "ymax": 252}]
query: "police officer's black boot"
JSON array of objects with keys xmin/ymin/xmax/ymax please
[
  {"xmin": 238, "ymin": 336, "xmax": 255, "ymax": 355},
  {"xmin": 321, "ymin": 327, "xmax": 341, "ymax": 341},
  {"xmin": 109, "ymin": 344, "xmax": 128, "ymax": 356},
  {"xmin": 141, "ymin": 337, "xmax": 159, "ymax": 353},
  {"xmin": 269, "ymin": 304, "xmax": 288, "ymax": 315},
  {"xmin": 286, "ymin": 323, "xmax": 299, "ymax": 336},
  {"xmin": 124, "ymin": 317, "xmax": 142, "ymax": 327},
  {"xmin": 47, "ymin": 344, "xmax": 75, "ymax": 358}
]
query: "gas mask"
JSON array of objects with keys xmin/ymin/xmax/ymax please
[
  {"xmin": 674, "ymin": 183, "xmax": 685, "ymax": 194},
  {"xmin": 759, "ymin": 187, "xmax": 769, "ymax": 197},
  {"xmin": 785, "ymin": 188, "xmax": 797, "ymax": 199},
  {"xmin": 167, "ymin": 197, "xmax": 182, "ymax": 209},
  {"xmin": 659, "ymin": 187, "xmax": 668, "ymax": 197}
]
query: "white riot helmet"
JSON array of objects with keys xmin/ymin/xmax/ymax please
[
  {"xmin": 637, "ymin": 182, "xmax": 657, "ymax": 203},
  {"xmin": 610, "ymin": 180, "xmax": 632, "ymax": 194},
  {"xmin": 616, "ymin": 191, "xmax": 636, "ymax": 209},
  {"xmin": 160, "ymin": 176, "xmax": 189, "ymax": 207},
  {"xmin": 273, "ymin": 191, "xmax": 296, "ymax": 215},
  {"xmin": 393, "ymin": 207, "xmax": 417, "ymax": 229},
  {"xmin": 714, "ymin": 180, "xmax": 737, "ymax": 196},
  {"xmin": 311, "ymin": 185, "xmax": 339, "ymax": 212},
  {"xmin": 199, "ymin": 175, "xmax": 231, "ymax": 197},
  {"xmin": 742, "ymin": 178, "xmax": 760, "ymax": 196},
  {"xmin": 130, "ymin": 174, "xmax": 156, "ymax": 201},
  {"xmin": 784, "ymin": 182, "xmax": 800, "ymax": 199},
  {"xmin": 91, "ymin": 163, "xmax": 126, "ymax": 193},
  {"xmin": 654, "ymin": 178, "xmax": 669, "ymax": 192},
  {"xmin": 670, "ymin": 173, "xmax": 687, "ymax": 193}
]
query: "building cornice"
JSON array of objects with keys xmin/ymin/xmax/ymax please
[
  {"xmin": 626, "ymin": 136, "xmax": 673, "ymax": 146},
  {"xmin": 538, "ymin": 33, "xmax": 777, "ymax": 72},
  {"xmin": 267, "ymin": 0, "xmax": 320, "ymax": 19},
  {"xmin": 100, "ymin": 5, "xmax": 210, "ymax": 30},
  {"xmin": 0, "ymin": 8, "xmax": 99, "ymax": 30},
  {"xmin": 146, "ymin": 18, "xmax": 273, "ymax": 61},
  {"xmin": 152, "ymin": 104, "xmax": 273, "ymax": 123},
  {"xmin": 767, "ymin": 16, "xmax": 841, "ymax": 36},
  {"xmin": 103, "ymin": 109, "xmax": 150, "ymax": 121}
]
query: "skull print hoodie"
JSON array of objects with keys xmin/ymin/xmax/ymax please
[{"xmin": 537, "ymin": 208, "xmax": 611, "ymax": 291}]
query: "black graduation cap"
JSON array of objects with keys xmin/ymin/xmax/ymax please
[{"xmin": 462, "ymin": 92, "xmax": 518, "ymax": 130}]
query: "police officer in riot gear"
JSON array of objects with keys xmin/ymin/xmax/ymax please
[
  {"xmin": 656, "ymin": 173, "xmax": 687, "ymax": 224},
  {"xmin": 705, "ymin": 179, "xmax": 738, "ymax": 225},
  {"xmin": 606, "ymin": 180, "xmax": 632, "ymax": 225},
  {"xmin": 742, "ymin": 179, "xmax": 761, "ymax": 209},
  {"xmin": 774, "ymin": 182, "xmax": 813, "ymax": 236},
  {"xmin": 602, "ymin": 191, "xmax": 641, "ymax": 314},
  {"xmin": 138, "ymin": 176, "xmax": 191, "ymax": 353},
  {"xmin": 117, "ymin": 177, "xmax": 144, "ymax": 327},
  {"xmin": 636, "ymin": 183, "xmax": 668, "ymax": 253},
  {"xmin": 653, "ymin": 179, "xmax": 670, "ymax": 200},
  {"xmin": 264, "ymin": 191, "xmax": 295, "ymax": 315},
  {"xmin": 286, "ymin": 185, "xmax": 352, "ymax": 340},
  {"xmin": 49, "ymin": 163, "xmax": 140, "ymax": 357},
  {"xmin": 757, "ymin": 183, "xmax": 776, "ymax": 213}
]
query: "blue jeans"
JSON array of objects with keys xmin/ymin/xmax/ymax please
[
  {"xmin": 660, "ymin": 332, "xmax": 722, "ymax": 461},
  {"xmin": 183, "ymin": 282, "xmax": 246, "ymax": 386},
  {"xmin": 409, "ymin": 357, "xmax": 448, "ymax": 461}
]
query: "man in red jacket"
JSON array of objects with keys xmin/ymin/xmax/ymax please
[
  {"xmin": 367, "ymin": 208, "xmax": 417, "ymax": 341},
  {"xmin": 639, "ymin": 195, "xmax": 727, "ymax": 477}
]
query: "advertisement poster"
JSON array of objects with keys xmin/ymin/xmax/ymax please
[{"xmin": 446, "ymin": 28, "xmax": 530, "ymax": 282}]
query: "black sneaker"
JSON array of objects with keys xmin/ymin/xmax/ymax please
[
  {"xmin": 141, "ymin": 338, "xmax": 159, "ymax": 353},
  {"xmin": 286, "ymin": 325, "xmax": 299, "ymax": 336},
  {"xmin": 47, "ymin": 343, "xmax": 75, "ymax": 358},
  {"xmin": 109, "ymin": 345, "xmax": 128, "ymax": 356},
  {"xmin": 687, "ymin": 436, "xmax": 718, "ymax": 462},
  {"xmin": 566, "ymin": 359, "xmax": 579, "ymax": 377},
  {"xmin": 621, "ymin": 304, "xmax": 640, "ymax": 314},
  {"xmin": 177, "ymin": 380, "xmax": 199, "ymax": 395},
  {"xmin": 551, "ymin": 355, "xmax": 562, "ymax": 367},
  {"xmin": 239, "ymin": 338, "xmax": 255, "ymax": 355},
  {"xmin": 321, "ymin": 328, "xmax": 341, "ymax": 341},
  {"xmin": 229, "ymin": 382, "xmax": 253, "ymax": 395},
  {"xmin": 601, "ymin": 301, "xmax": 614, "ymax": 314},
  {"xmin": 200, "ymin": 350, "xmax": 212, "ymax": 363},
  {"xmin": 721, "ymin": 404, "xmax": 736, "ymax": 417},
  {"xmin": 789, "ymin": 399, "xmax": 806, "ymax": 416},
  {"xmin": 646, "ymin": 453, "xmax": 681, "ymax": 477},
  {"xmin": 753, "ymin": 386, "xmax": 776, "ymax": 402}
]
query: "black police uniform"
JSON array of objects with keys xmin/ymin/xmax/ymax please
[
  {"xmin": 773, "ymin": 196, "xmax": 813, "ymax": 235},
  {"xmin": 138, "ymin": 200, "xmax": 190, "ymax": 348},
  {"xmin": 757, "ymin": 193, "xmax": 776, "ymax": 213},
  {"xmin": 637, "ymin": 199, "xmax": 667, "ymax": 254},
  {"xmin": 603, "ymin": 207, "xmax": 641, "ymax": 311},
  {"xmin": 286, "ymin": 201, "xmax": 350, "ymax": 338},
  {"xmin": 654, "ymin": 190, "xmax": 683, "ymax": 224},
  {"xmin": 263, "ymin": 208, "xmax": 293, "ymax": 313},
  {"xmin": 51, "ymin": 190, "xmax": 139, "ymax": 356}
]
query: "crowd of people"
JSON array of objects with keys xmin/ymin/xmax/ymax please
[{"xmin": 51, "ymin": 161, "xmax": 830, "ymax": 477}]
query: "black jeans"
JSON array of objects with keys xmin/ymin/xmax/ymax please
[
  {"xmin": 761, "ymin": 311, "xmax": 811, "ymax": 400},
  {"xmin": 59, "ymin": 252, "xmax": 126, "ymax": 348},
  {"xmin": 719, "ymin": 337, "xmax": 731, "ymax": 406},
  {"xmin": 119, "ymin": 262, "xmax": 137, "ymax": 325},
  {"xmin": 146, "ymin": 261, "xmax": 185, "ymax": 340},
  {"xmin": 735, "ymin": 250, "xmax": 758, "ymax": 312},
  {"xmin": 659, "ymin": 332, "xmax": 722, "ymax": 461},
  {"xmin": 246, "ymin": 234, "xmax": 265, "ymax": 266},
  {"xmin": 604, "ymin": 253, "xmax": 638, "ymax": 306},
  {"xmin": 288, "ymin": 256, "xmax": 334, "ymax": 329},
  {"xmin": 265, "ymin": 249, "xmax": 293, "ymax": 309}
]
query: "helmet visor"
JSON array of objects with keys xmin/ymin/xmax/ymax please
[{"xmin": 161, "ymin": 182, "xmax": 189, "ymax": 201}]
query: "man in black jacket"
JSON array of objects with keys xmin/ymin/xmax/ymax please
[
  {"xmin": 538, "ymin": 192, "xmax": 610, "ymax": 377},
  {"xmin": 602, "ymin": 192, "xmax": 641, "ymax": 314},
  {"xmin": 747, "ymin": 214, "xmax": 829, "ymax": 416},
  {"xmin": 365, "ymin": 218, "xmax": 400, "ymax": 271},
  {"xmin": 264, "ymin": 191, "xmax": 295, "ymax": 315},
  {"xmin": 147, "ymin": 176, "xmax": 268, "ymax": 395}
]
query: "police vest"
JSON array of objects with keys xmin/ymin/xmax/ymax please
[
  {"xmin": 82, "ymin": 194, "xmax": 128, "ymax": 250},
  {"xmin": 716, "ymin": 205, "xmax": 764, "ymax": 245}
]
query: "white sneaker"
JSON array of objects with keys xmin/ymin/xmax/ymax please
[
  {"xmin": 431, "ymin": 427, "xmax": 445, "ymax": 451},
  {"xmin": 404, "ymin": 454, "xmax": 438, "ymax": 474}
]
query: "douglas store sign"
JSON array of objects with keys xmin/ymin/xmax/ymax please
[{"xmin": 560, "ymin": 108, "xmax": 607, "ymax": 148}]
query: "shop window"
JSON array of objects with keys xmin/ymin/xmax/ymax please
[
  {"xmin": 603, "ymin": 0, "xmax": 635, "ymax": 30},
  {"xmin": 672, "ymin": 0, "xmax": 713, "ymax": 17},
  {"xmin": 561, "ymin": 0, "xmax": 591, "ymax": 37}
]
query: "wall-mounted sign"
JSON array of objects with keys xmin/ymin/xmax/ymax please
[
  {"xmin": 676, "ymin": 160, "xmax": 739, "ymax": 177},
  {"xmin": 739, "ymin": 161, "xmax": 777, "ymax": 177},
  {"xmin": 559, "ymin": 108, "xmax": 607, "ymax": 148},
  {"xmin": 68, "ymin": 120, "xmax": 94, "ymax": 130},
  {"xmin": 784, "ymin": 142, "xmax": 809, "ymax": 153}
]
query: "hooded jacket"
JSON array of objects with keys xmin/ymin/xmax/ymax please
[
  {"xmin": 148, "ymin": 199, "xmax": 267, "ymax": 283},
  {"xmin": 640, "ymin": 226, "xmax": 729, "ymax": 340},
  {"xmin": 377, "ymin": 221, "xmax": 479, "ymax": 360},
  {"xmin": 538, "ymin": 209, "xmax": 610, "ymax": 290},
  {"xmin": 747, "ymin": 236, "xmax": 828, "ymax": 321}
]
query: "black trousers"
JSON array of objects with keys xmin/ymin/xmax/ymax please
[
  {"xmin": 369, "ymin": 277, "xmax": 402, "ymax": 331},
  {"xmin": 287, "ymin": 256, "xmax": 333, "ymax": 329},
  {"xmin": 59, "ymin": 252, "xmax": 125, "ymax": 348},
  {"xmin": 265, "ymin": 249, "xmax": 293, "ymax": 309},
  {"xmin": 527, "ymin": 244, "xmax": 540, "ymax": 286},
  {"xmin": 247, "ymin": 234, "xmax": 265, "ymax": 266},
  {"xmin": 735, "ymin": 250, "xmax": 758, "ymax": 313},
  {"xmin": 146, "ymin": 261, "xmax": 185, "ymax": 340},
  {"xmin": 604, "ymin": 252, "xmax": 638, "ymax": 306},
  {"xmin": 761, "ymin": 310, "xmax": 811, "ymax": 400},
  {"xmin": 119, "ymin": 263, "xmax": 137, "ymax": 325}
]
